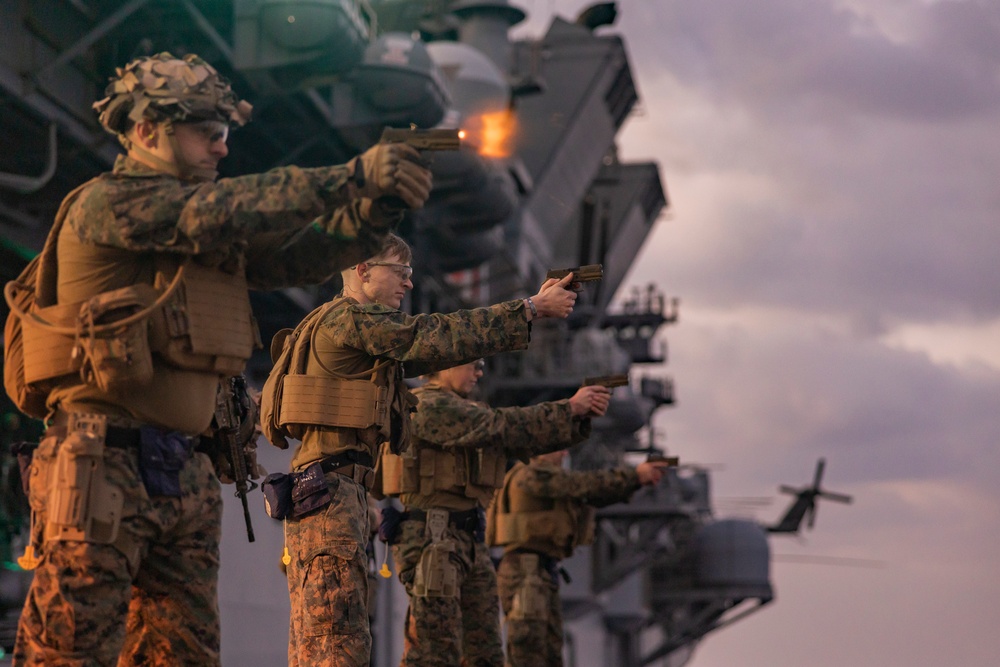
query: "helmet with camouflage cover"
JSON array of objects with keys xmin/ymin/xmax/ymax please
[{"xmin": 93, "ymin": 52, "xmax": 252, "ymax": 144}]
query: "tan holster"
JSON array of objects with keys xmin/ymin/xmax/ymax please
[
  {"xmin": 509, "ymin": 553, "xmax": 549, "ymax": 621},
  {"xmin": 412, "ymin": 508, "xmax": 458, "ymax": 598},
  {"xmin": 44, "ymin": 414, "xmax": 124, "ymax": 545}
]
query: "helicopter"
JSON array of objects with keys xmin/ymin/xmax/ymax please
[
  {"xmin": 768, "ymin": 458, "xmax": 854, "ymax": 534},
  {"xmin": 560, "ymin": 454, "xmax": 855, "ymax": 666}
]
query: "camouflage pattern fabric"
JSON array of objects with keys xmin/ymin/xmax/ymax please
[
  {"xmin": 285, "ymin": 472, "xmax": 371, "ymax": 667},
  {"xmin": 399, "ymin": 386, "xmax": 591, "ymax": 511},
  {"xmin": 389, "ymin": 389, "xmax": 592, "ymax": 666},
  {"xmin": 67, "ymin": 156, "xmax": 397, "ymax": 290},
  {"xmin": 288, "ymin": 296, "xmax": 531, "ymax": 471},
  {"xmin": 496, "ymin": 554, "xmax": 562, "ymax": 667},
  {"xmin": 511, "ymin": 464, "xmax": 640, "ymax": 513},
  {"xmin": 19, "ymin": 113, "xmax": 396, "ymax": 663},
  {"xmin": 494, "ymin": 464, "xmax": 642, "ymax": 666},
  {"xmin": 408, "ymin": 387, "xmax": 588, "ymax": 463},
  {"xmin": 15, "ymin": 440, "xmax": 222, "ymax": 666},
  {"xmin": 93, "ymin": 52, "xmax": 252, "ymax": 136},
  {"xmin": 392, "ymin": 518, "xmax": 504, "ymax": 667}
]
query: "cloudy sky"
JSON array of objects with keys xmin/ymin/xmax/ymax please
[{"xmin": 517, "ymin": 1, "xmax": 1000, "ymax": 665}]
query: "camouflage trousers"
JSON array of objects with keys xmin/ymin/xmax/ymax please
[
  {"xmin": 496, "ymin": 553, "xmax": 563, "ymax": 667},
  {"xmin": 392, "ymin": 516, "xmax": 504, "ymax": 667},
  {"xmin": 14, "ymin": 432, "xmax": 223, "ymax": 666},
  {"xmin": 285, "ymin": 470, "xmax": 371, "ymax": 667}
]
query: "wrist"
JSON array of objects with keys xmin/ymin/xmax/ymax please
[{"xmin": 524, "ymin": 296, "xmax": 537, "ymax": 320}]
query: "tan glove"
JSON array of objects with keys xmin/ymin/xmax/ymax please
[{"xmin": 353, "ymin": 143, "xmax": 433, "ymax": 209}]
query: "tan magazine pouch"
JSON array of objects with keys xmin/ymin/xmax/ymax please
[{"xmin": 76, "ymin": 284, "xmax": 158, "ymax": 392}]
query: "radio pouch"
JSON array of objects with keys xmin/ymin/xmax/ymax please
[{"xmin": 290, "ymin": 462, "xmax": 331, "ymax": 517}]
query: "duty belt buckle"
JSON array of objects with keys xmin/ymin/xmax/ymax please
[{"xmin": 68, "ymin": 412, "xmax": 108, "ymax": 439}]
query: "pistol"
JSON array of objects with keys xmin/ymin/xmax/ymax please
[
  {"xmin": 647, "ymin": 452, "xmax": 680, "ymax": 467},
  {"xmin": 379, "ymin": 126, "xmax": 462, "ymax": 151},
  {"xmin": 583, "ymin": 374, "xmax": 629, "ymax": 388},
  {"xmin": 545, "ymin": 264, "xmax": 603, "ymax": 286}
]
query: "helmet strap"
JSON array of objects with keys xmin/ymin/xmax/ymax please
[{"xmin": 128, "ymin": 121, "xmax": 217, "ymax": 183}]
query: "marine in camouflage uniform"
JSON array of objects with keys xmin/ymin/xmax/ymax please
[
  {"xmin": 263, "ymin": 234, "xmax": 580, "ymax": 667},
  {"xmin": 13, "ymin": 52, "xmax": 430, "ymax": 666},
  {"xmin": 491, "ymin": 451, "xmax": 669, "ymax": 667},
  {"xmin": 386, "ymin": 363, "xmax": 612, "ymax": 667}
]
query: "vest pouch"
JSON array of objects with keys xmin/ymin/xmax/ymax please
[
  {"xmin": 77, "ymin": 285, "xmax": 156, "ymax": 393},
  {"xmin": 291, "ymin": 462, "xmax": 331, "ymax": 517},
  {"xmin": 45, "ymin": 430, "xmax": 124, "ymax": 545},
  {"xmin": 509, "ymin": 554, "xmax": 549, "ymax": 621},
  {"xmin": 155, "ymin": 262, "xmax": 256, "ymax": 375},
  {"xmin": 278, "ymin": 375, "xmax": 384, "ymax": 430},
  {"xmin": 417, "ymin": 449, "xmax": 459, "ymax": 496},
  {"xmin": 380, "ymin": 452, "xmax": 404, "ymax": 496},
  {"xmin": 21, "ymin": 299, "xmax": 83, "ymax": 387},
  {"xmin": 262, "ymin": 472, "xmax": 294, "ymax": 520},
  {"xmin": 470, "ymin": 447, "xmax": 505, "ymax": 487}
]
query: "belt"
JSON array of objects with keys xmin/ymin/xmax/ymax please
[
  {"xmin": 407, "ymin": 507, "xmax": 483, "ymax": 534},
  {"xmin": 320, "ymin": 450, "xmax": 375, "ymax": 489},
  {"xmin": 48, "ymin": 412, "xmax": 202, "ymax": 451}
]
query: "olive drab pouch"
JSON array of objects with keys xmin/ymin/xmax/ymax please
[
  {"xmin": 138, "ymin": 427, "xmax": 192, "ymax": 497},
  {"xmin": 75, "ymin": 285, "xmax": 156, "ymax": 393},
  {"xmin": 290, "ymin": 462, "xmax": 331, "ymax": 517},
  {"xmin": 509, "ymin": 554, "xmax": 549, "ymax": 621},
  {"xmin": 413, "ymin": 509, "xmax": 458, "ymax": 598},
  {"xmin": 45, "ymin": 426, "xmax": 124, "ymax": 545},
  {"xmin": 261, "ymin": 471, "xmax": 294, "ymax": 520}
]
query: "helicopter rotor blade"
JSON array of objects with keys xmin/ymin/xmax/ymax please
[
  {"xmin": 779, "ymin": 485, "xmax": 800, "ymax": 496},
  {"xmin": 819, "ymin": 491, "xmax": 853, "ymax": 504},
  {"xmin": 813, "ymin": 458, "xmax": 826, "ymax": 489}
]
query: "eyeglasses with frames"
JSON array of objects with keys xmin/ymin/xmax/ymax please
[
  {"xmin": 183, "ymin": 120, "xmax": 229, "ymax": 144},
  {"xmin": 366, "ymin": 261, "xmax": 414, "ymax": 280}
]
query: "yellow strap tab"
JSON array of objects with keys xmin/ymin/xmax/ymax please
[{"xmin": 17, "ymin": 544, "xmax": 40, "ymax": 570}]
